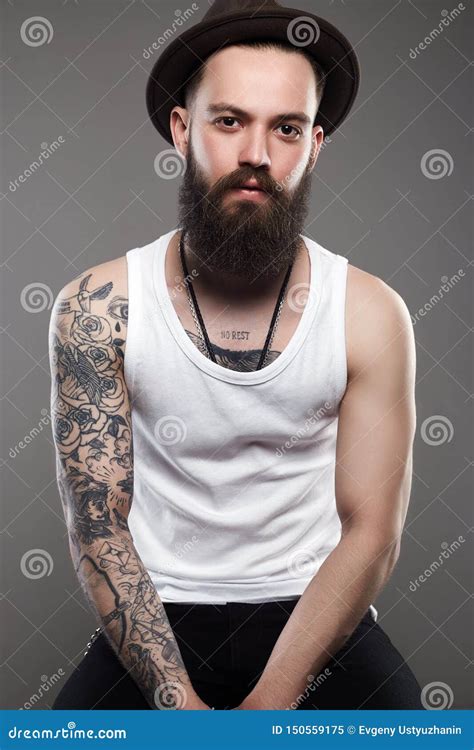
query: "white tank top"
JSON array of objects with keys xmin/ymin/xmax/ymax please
[{"xmin": 125, "ymin": 227, "xmax": 378, "ymax": 622}]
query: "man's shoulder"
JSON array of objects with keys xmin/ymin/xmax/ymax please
[
  {"xmin": 50, "ymin": 254, "xmax": 129, "ymax": 354},
  {"xmin": 56, "ymin": 254, "xmax": 128, "ymax": 302},
  {"xmin": 345, "ymin": 263, "xmax": 414, "ymax": 379},
  {"xmin": 346, "ymin": 263, "xmax": 411, "ymax": 320}
]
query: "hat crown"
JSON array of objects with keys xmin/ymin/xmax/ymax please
[{"xmin": 204, "ymin": 0, "xmax": 283, "ymax": 22}]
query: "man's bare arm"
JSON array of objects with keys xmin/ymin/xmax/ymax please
[
  {"xmin": 49, "ymin": 262, "xmax": 209, "ymax": 710},
  {"xmin": 240, "ymin": 269, "xmax": 417, "ymax": 709}
]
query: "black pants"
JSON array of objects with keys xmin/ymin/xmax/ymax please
[{"xmin": 52, "ymin": 599, "xmax": 424, "ymax": 710}]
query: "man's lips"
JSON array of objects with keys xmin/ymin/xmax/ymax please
[
  {"xmin": 228, "ymin": 185, "xmax": 269, "ymax": 202},
  {"xmin": 232, "ymin": 179, "xmax": 267, "ymax": 192},
  {"xmin": 230, "ymin": 183, "xmax": 270, "ymax": 196}
]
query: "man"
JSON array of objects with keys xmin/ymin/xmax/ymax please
[{"xmin": 50, "ymin": 0, "xmax": 423, "ymax": 710}]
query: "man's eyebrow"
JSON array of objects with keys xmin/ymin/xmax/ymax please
[{"xmin": 205, "ymin": 102, "xmax": 312, "ymax": 125}]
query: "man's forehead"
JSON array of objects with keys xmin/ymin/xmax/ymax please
[{"xmin": 195, "ymin": 45, "xmax": 317, "ymax": 115}]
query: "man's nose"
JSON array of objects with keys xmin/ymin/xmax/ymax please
[{"xmin": 238, "ymin": 126, "xmax": 271, "ymax": 169}]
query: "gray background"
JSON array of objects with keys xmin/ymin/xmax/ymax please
[{"xmin": 1, "ymin": 0, "xmax": 472, "ymax": 710}]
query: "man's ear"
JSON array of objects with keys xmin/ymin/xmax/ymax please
[
  {"xmin": 169, "ymin": 106, "xmax": 189, "ymax": 159},
  {"xmin": 308, "ymin": 126, "xmax": 324, "ymax": 172}
]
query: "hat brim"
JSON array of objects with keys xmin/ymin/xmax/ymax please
[{"xmin": 146, "ymin": 9, "xmax": 360, "ymax": 144}]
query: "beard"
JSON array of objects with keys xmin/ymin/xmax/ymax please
[{"xmin": 177, "ymin": 141, "xmax": 313, "ymax": 282}]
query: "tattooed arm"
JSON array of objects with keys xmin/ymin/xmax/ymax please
[{"xmin": 48, "ymin": 259, "xmax": 209, "ymax": 710}]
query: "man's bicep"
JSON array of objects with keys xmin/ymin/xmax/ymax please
[
  {"xmin": 48, "ymin": 263, "xmax": 133, "ymax": 553},
  {"xmin": 335, "ymin": 279, "xmax": 416, "ymax": 546}
]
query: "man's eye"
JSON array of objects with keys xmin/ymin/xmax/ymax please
[
  {"xmin": 277, "ymin": 124, "xmax": 301, "ymax": 138},
  {"xmin": 216, "ymin": 117, "xmax": 239, "ymax": 128}
]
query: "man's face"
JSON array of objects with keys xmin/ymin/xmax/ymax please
[{"xmin": 174, "ymin": 45, "xmax": 323, "ymax": 282}]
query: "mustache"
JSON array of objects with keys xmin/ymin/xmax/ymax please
[{"xmin": 205, "ymin": 166, "xmax": 283, "ymax": 200}]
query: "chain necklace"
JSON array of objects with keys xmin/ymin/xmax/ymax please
[{"xmin": 178, "ymin": 230, "xmax": 293, "ymax": 371}]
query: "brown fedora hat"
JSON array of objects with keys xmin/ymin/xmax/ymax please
[{"xmin": 145, "ymin": 0, "xmax": 360, "ymax": 145}]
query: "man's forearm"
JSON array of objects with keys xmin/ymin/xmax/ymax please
[
  {"xmin": 70, "ymin": 527, "xmax": 207, "ymax": 710},
  {"xmin": 241, "ymin": 527, "xmax": 399, "ymax": 709}
]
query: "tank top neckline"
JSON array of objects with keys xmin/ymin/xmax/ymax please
[{"xmin": 153, "ymin": 227, "xmax": 322, "ymax": 385}]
